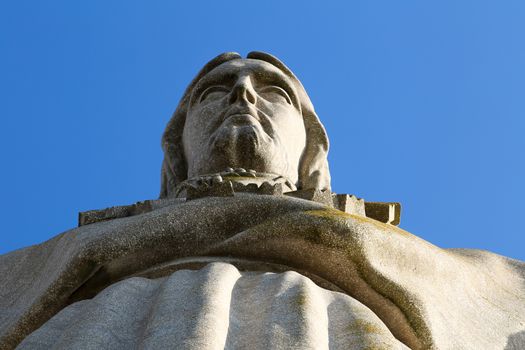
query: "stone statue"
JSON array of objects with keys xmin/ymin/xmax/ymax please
[
  {"xmin": 1, "ymin": 52, "xmax": 524, "ymax": 350},
  {"xmin": 160, "ymin": 51, "xmax": 330, "ymax": 197}
]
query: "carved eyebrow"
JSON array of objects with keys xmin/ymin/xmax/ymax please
[
  {"xmin": 251, "ymin": 70, "xmax": 298, "ymax": 103},
  {"xmin": 199, "ymin": 85, "xmax": 230, "ymax": 103},
  {"xmin": 191, "ymin": 72, "xmax": 237, "ymax": 103},
  {"xmin": 191, "ymin": 68, "xmax": 299, "ymax": 107},
  {"xmin": 258, "ymin": 85, "xmax": 292, "ymax": 104}
]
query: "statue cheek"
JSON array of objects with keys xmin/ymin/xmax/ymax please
[
  {"xmin": 254, "ymin": 100, "xmax": 285, "ymax": 121},
  {"xmin": 188, "ymin": 105, "xmax": 220, "ymax": 130},
  {"xmin": 273, "ymin": 108, "xmax": 306, "ymax": 149},
  {"xmin": 269, "ymin": 104, "xmax": 301, "ymax": 124}
]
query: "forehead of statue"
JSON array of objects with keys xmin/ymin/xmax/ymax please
[{"xmin": 193, "ymin": 59, "xmax": 297, "ymax": 96}]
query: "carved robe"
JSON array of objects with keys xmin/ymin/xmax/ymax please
[{"xmin": 1, "ymin": 194, "xmax": 524, "ymax": 349}]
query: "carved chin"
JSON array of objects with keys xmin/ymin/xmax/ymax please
[
  {"xmin": 208, "ymin": 125, "xmax": 280, "ymax": 172},
  {"xmin": 213, "ymin": 125, "xmax": 262, "ymax": 157}
]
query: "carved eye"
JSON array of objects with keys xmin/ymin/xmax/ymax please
[
  {"xmin": 199, "ymin": 86, "xmax": 229, "ymax": 103},
  {"xmin": 258, "ymin": 86, "xmax": 292, "ymax": 105}
]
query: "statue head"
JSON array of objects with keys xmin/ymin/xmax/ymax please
[{"xmin": 160, "ymin": 51, "xmax": 331, "ymax": 198}]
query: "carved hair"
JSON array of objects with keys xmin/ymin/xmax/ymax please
[{"xmin": 160, "ymin": 51, "xmax": 331, "ymax": 198}]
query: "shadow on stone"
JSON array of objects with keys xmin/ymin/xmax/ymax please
[{"xmin": 505, "ymin": 330, "xmax": 525, "ymax": 350}]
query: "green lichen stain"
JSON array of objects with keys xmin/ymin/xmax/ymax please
[
  {"xmin": 306, "ymin": 208, "xmax": 412, "ymax": 238},
  {"xmin": 294, "ymin": 290, "xmax": 308, "ymax": 309},
  {"xmin": 347, "ymin": 319, "xmax": 384, "ymax": 335},
  {"xmin": 361, "ymin": 346, "xmax": 389, "ymax": 350},
  {"xmin": 306, "ymin": 208, "xmax": 357, "ymax": 221},
  {"xmin": 345, "ymin": 320, "xmax": 391, "ymax": 350},
  {"xmin": 222, "ymin": 176, "xmax": 256, "ymax": 181}
]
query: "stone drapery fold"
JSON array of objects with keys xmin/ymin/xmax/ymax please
[
  {"xmin": 1, "ymin": 194, "xmax": 524, "ymax": 349},
  {"xmin": 17, "ymin": 262, "xmax": 407, "ymax": 350}
]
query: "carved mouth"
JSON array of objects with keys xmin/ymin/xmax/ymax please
[{"xmin": 221, "ymin": 113, "xmax": 261, "ymax": 129}]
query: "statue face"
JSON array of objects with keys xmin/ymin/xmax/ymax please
[{"xmin": 182, "ymin": 59, "xmax": 307, "ymax": 184}]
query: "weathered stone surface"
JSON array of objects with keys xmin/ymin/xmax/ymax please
[
  {"xmin": 2, "ymin": 195, "xmax": 525, "ymax": 349},
  {"xmin": 286, "ymin": 188, "xmax": 334, "ymax": 207},
  {"xmin": 176, "ymin": 169, "xmax": 293, "ymax": 199},
  {"xmin": 186, "ymin": 180, "xmax": 235, "ymax": 200},
  {"xmin": 78, "ymin": 200, "xmax": 153, "ymax": 226},
  {"xmin": 333, "ymin": 194, "xmax": 366, "ymax": 216},
  {"xmin": 2, "ymin": 51, "xmax": 524, "ymax": 350},
  {"xmin": 78, "ymin": 193, "xmax": 402, "ymax": 227},
  {"xmin": 364, "ymin": 202, "xmax": 401, "ymax": 226},
  {"xmin": 17, "ymin": 262, "xmax": 408, "ymax": 350},
  {"xmin": 78, "ymin": 197, "xmax": 184, "ymax": 227},
  {"xmin": 160, "ymin": 52, "xmax": 331, "ymax": 198}
]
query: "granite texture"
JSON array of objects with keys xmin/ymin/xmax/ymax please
[
  {"xmin": 160, "ymin": 52, "xmax": 331, "ymax": 198},
  {"xmin": 78, "ymin": 186, "xmax": 400, "ymax": 227},
  {"xmin": 2, "ymin": 52, "xmax": 525, "ymax": 350},
  {"xmin": 1, "ymin": 194, "xmax": 524, "ymax": 349},
  {"xmin": 17, "ymin": 262, "xmax": 408, "ymax": 350}
]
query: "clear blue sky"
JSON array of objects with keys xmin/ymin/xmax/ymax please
[{"xmin": 1, "ymin": 1, "xmax": 524, "ymax": 260}]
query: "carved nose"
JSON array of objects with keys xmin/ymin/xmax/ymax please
[{"xmin": 229, "ymin": 76, "xmax": 257, "ymax": 105}]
